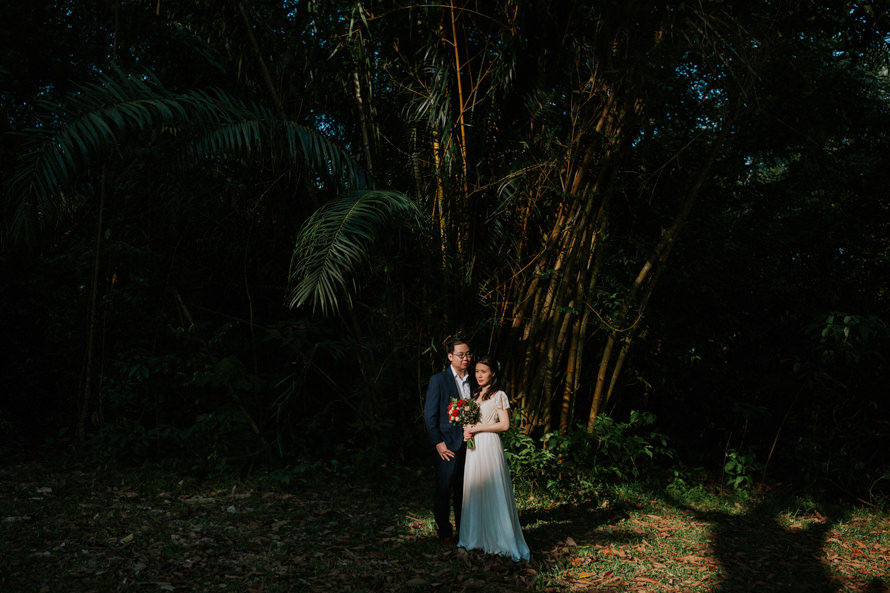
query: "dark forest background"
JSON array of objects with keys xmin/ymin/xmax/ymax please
[{"xmin": 1, "ymin": 0, "xmax": 888, "ymax": 503}]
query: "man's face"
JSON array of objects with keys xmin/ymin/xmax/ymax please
[{"xmin": 448, "ymin": 343, "xmax": 472, "ymax": 374}]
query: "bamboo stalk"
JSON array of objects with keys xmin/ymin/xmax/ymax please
[
  {"xmin": 77, "ymin": 159, "xmax": 109, "ymax": 443},
  {"xmin": 354, "ymin": 68, "xmax": 375, "ymax": 178},
  {"xmin": 238, "ymin": 2, "xmax": 286, "ymax": 118},
  {"xmin": 449, "ymin": 0, "xmax": 470, "ymax": 200},
  {"xmin": 431, "ymin": 130, "xmax": 448, "ymax": 269},
  {"xmin": 588, "ymin": 107, "xmax": 733, "ymax": 429}
]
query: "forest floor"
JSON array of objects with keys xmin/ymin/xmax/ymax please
[{"xmin": 1, "ymin": 455, "xmax": 888, "ymax": 593}]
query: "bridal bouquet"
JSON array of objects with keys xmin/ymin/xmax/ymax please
[{"xmin": 447, "ymin": 397, "xmax": 481, "ymax": 449}]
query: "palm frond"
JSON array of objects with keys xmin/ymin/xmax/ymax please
[
  {"xmin": 286, "ymin": 190, "xmax": 422, "ymax": 315},
  {"xmin": 6, "ymin": 70, "xmax": 191, "ymax": 245},
  {"xmin": 186, "ymin": 113, "xmax": 370, "ymax": 190},
  {"xmin": 6, "ymin": 69, "xmax": 371, "ymax": 247},
  {"xmin": 285, "ymin": 121, "xmax": 370, "ymax": 190},
  {"xmin": 182, "ymin": 88, "xmax": 369, "ymax": 189}
]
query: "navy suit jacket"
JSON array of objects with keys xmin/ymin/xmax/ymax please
[{"xmin": 424, "ymin": 368, "xmax": 477, "ymax": 452}]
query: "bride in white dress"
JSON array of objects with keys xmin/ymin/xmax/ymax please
[{"xmin": 457, "ymin": 355, "xmax": 530, "ymax": 562}]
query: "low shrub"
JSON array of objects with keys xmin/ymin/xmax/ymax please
[{"xmin": 503, "ymin": 410, "xmax": 675, "ymax": 498}]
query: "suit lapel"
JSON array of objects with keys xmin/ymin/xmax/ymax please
[
  {"xmin": 446, "ymin": 368, "xmax": 476, "ymax": 401},
  {"xmin": 444, "ymin": 369, "xmax": 459, "ymax": 400}
]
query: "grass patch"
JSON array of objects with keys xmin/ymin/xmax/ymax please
[{"xmin": 0, "ymin": 456, "xmax": 887, "ymax": 592}]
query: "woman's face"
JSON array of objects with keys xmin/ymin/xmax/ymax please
[{"xmin": 475, "ymin": 363, "xmax": 494, "ymax": 388}]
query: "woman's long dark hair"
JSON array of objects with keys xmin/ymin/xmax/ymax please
[{"xmin": 472, "ymin": 355, "xmax": 500, "ymax": 401}]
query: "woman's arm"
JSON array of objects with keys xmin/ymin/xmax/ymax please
[{"xmin": 468, "ymin": 408, "xmax": 510, "ymax": 434}]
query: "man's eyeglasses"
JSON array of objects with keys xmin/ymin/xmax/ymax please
[{"xmin": 453, "ymin": 352, "xmax": 473, "ymax": 359}]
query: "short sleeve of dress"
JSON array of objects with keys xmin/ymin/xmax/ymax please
[{"xmin": 495, "ymin": 390, "xmax": 510, "ymax": 410}]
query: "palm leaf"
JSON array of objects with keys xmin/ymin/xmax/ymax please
[
  {"xmin": 7, "ymin": 70, "xmax": 192, "ymax": 244},
  {"xmin": 286, "ymin": 190, "xmax": 422, "ymax": 315},
  {"xmin": 181, "ymin": 88, "xmax": 369, "ymax": 189},
  {"xmin": 6, "ymin": 69, "xmax": 370, "ymax": 246}
]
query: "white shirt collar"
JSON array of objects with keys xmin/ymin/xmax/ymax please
[{"xmin": 451, "ymin": 365, "xmax": 468, "ymax": 382}]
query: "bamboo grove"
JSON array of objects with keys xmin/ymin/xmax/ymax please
[{"xmin": 330, "ymin": 1, "xmax": 889, "ymax": 433}]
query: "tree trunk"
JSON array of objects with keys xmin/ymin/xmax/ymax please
[{"xmin": 77, "ymin": 161, "xmax": 109, "ymax": 443}]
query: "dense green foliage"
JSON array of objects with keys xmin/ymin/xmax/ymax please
[{"xmin": 1, "ymin": 0, "xmax": 888, "ymax": 503}]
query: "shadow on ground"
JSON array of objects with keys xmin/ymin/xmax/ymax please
[
  {"xmin": 666, "ymin": 490, "xmax": 862, "ymax": 593},
  {"xmin": 2, "ymin": 456, "xmax": 887, "ymax": 593}
]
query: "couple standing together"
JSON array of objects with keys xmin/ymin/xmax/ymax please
[{"xmin": 423, "ymin": 337, "xmax": 530, "ymax": 562}]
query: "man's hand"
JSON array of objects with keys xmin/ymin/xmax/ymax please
[{"xmin": 436, "ymin": 442, "xmax": 454, "ymax": 461}]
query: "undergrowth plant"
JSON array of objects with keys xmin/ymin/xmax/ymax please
[{"xmin": 503, "ymin": 410, "xmax": 675, "ymax": 499}]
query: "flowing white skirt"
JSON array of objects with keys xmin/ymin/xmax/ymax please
[{"xmin": 458, "ymin": 432, "xmax": 530, "ymax": 562}]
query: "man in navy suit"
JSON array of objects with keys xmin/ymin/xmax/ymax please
[{"xmin": 424, "ymin": 337, "xmax": 475, "ymax": 544}]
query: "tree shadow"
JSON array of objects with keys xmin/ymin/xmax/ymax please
[
  {"xmin": 519, "ymin": 498, "xmax": 639, "ymax": 555},
  {"xmin": 667, "ymin": 491, "xmax": 851, "ymax": 593},
  {"xmin": 866, "ymin": 578, "xmax": 890, "ymax": 593},
  {"xmin": 351, "ymin": 496, "xmax": 643, "ymax": 592}
]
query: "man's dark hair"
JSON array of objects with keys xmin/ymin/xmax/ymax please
[{"xmin": 445, "ymin": 336, "xmax": 469, "ymax": 354}]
